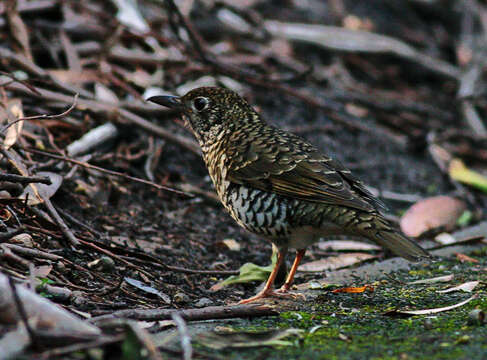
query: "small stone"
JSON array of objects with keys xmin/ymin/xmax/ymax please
[
  {"xmin": 55, "ymin": 261, "xmax": 67, "ymax": 274},
  {"xmin": 173, "ymin": 291, "xmax": 190, "ymax": 304},
  {"xmin": 88, "ymin": 256, "xmax": 116, "ymax": 272},
  {"xmin": 99, "ymin": 256, "xmax": 116, "ymax": 272},
  {"xmin": 467, "ymin": 309, "xmax": 485, "ymax": 325},
  {"xmin": 71, "ymin": 291, "xmax": 89, "ymax": 308},
  {"xmin": 195, "ymin": 297, "xmax": 213, "ymax": 308},
  {"xmin": 423, "ymin": 318, "xmax": 433, "ymax": 330}
]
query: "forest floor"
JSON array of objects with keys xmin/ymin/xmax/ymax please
[{"xmin": 0, "ymin": 0, "xmax": 486, "ymax": 359}]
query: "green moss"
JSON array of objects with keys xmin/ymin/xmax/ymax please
[{"xmin": 200, "ymin": 256, "xmax": 487, "ymax": 360}]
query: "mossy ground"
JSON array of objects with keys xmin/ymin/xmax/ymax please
[{"xmin": 192, "ymin": 254, "xmax": 487, "ymax": 360}]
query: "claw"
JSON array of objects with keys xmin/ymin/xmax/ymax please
[{"xmin": 238, "ymin": 288, "xmax": 305, "ymax": 304}]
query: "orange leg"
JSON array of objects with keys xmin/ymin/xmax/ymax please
[
  {"xmin": 278, "ymin": 249, "xmax": 306, "ymax": 293},
  {"xmin": 239, "ymin": 248, "xmax": 287, "ymax": 304}
]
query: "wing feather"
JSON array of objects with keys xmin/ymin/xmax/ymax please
[{"xmin": 226, "ymin": 127, "xmax": 385, "ymax": 213}]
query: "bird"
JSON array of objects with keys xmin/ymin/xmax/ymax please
[{"xmin": 147, "ymin": 87, "xmax": 431, "ymax": 304}]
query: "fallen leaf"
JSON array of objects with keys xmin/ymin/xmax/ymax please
[
  {"xmin": 124, "ymin": 277, "xmax": 170, "ymax": 304},
  {"xmin": 210, "ymin": 261, "xmax": 274, "ymax": 291},
  {"xmin": 219, "ymin": 239, "xmax": 241, "ymax": 251},
  {"xmin": 318, "ymin": 240, "xmax": 380, "ymax": 252},
  {"xmin": 197, "ymin": 328, "xmax": 303, "ymax": 349},
  {"xmin": 3, "ymin": 99, "xmax": 24, "ymax": 149},
  {"xmin": 298, "ymin": 253, "xmax": 376, "ymax": 272},
  {"xmin": 332, "ymin": 285, "xmax": 374, "ymax": 293},
  {"xmin": 32, "ymin": 265, "xmax": 53, "ymax": 278},
  {"xmin": 20, "ymin": 172, "xmax": 63, "ymax": 205},
  {"xmin": 94, "ymin": 83, "xmax": 119, "ymax": 103},
  {"xmin": 408, "ymin": 274, "xmax": 454, "ymax": 285},
  {"xmin": 384, "ymin": 294, "xmax": 478, "ymax": 317},
  {"xmin": 211, "ymin": 248, "xmax": 278, "ymax": 291},
  {"xmin": 5, "ymin": 0, "xmax": 32, "ymax": 60},
  {"xmin": 455, "ymin": 253, "xmax": 479, "ymax": 263},
  {"xmin": 437, "ymin": 281, "xmax": 479, "ymax": 294},
  {"xmin": 400, "ymin": 196, "xmax": 466, "ymax": 237},
  {"xmin": 449, "ymin": 158, "xmax": 487, "ymax": 193}
]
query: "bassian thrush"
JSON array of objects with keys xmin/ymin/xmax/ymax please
[{"xmin": 148, "ymin": 87, "xmax": 431, "ymax": 303}]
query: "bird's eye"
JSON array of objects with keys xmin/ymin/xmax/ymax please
[{"xmin": 193, "ymin": 97, "xmax": 209, "ymax": 112}]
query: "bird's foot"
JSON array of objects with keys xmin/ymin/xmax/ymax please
[
  {"xmin": 238, "ymin": 288, "xmax": 305, "ymax": 304},
  {"xmin": 275, "ymin": 286, "xmax": 306, "ymax": 300}
]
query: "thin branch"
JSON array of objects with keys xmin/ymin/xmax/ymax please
[
  {"xmin": 0, "ymin": 93, "xmax": 78, "ymax": 134},
  {"xmin": 21, "ymin": 147, "xmax": 194, "ymax": 197},
  {"xmin": 90, "ymin": 303, "xmax": 279, "ymax": 323},
  {"xmin": 0, "ymin": 173, "xmax": 51, "ymax": 185}
]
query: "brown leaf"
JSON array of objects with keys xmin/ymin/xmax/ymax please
[
  {"xmin": 332, "ymin": 285, "xmax": 374, "ymax": 293},
  {"xmin": 5, "ymin": 0, "xmax": 32, "ymax": 60},
  {"xmin": 400, "ymin": 196, "xmax": 466, "ymax": 237},
  {"xmin": 455, "ymin": 253, "xmax": 479, "ymax": 263}
]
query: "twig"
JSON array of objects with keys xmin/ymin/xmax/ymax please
[
  {"xmin": 0, "ymin": 71, "xmax": 40, "ymax": 95},
  {"xmin": 79, "ymin": 239, "xmax": 156, "ymax": 281},
  {"xmin": 56, "ymin": 207, "xmax": 103, "ymax": 237},
  {"xmin": 43, "ymin": 199, "xmax": 80, "ymax": 247},
  {"xmin": 171, "ymin": 312, "xmax": 193, "ymax": 360},
  {"xmin": 4, "ymin": 243, "xmax": 63, "ymax": 261},
  {"xmin": 21, "ymin": 147, "xmax": 194, "ymax": 197},
  {"xmin": 0, "ymin": 93, "xmax": 78, "ymax": 134},
  {"xmin": 5, "ymin": 82, "xmax": 200, "ymax": 155},
  {"xmin": 7, "ymin": 276, "xmax": 40, "ymax": 349},
  {"xmin": 0, "ymin": 173, "xmax": 51, "ymax": 185},
  {"xmin": 90, "ymin": 303, "xmax": 279, "ymax": 323}
]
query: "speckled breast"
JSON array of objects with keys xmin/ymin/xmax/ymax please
[{"xmin": 221, "ymin": 184, "xmax": 291, "ymax": 239}]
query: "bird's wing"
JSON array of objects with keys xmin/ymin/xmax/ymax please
[{"xmin": 226, "ymin": 128, "xmax": 385, "ymax": 213}]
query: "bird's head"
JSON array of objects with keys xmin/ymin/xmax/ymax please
[{"xmin": 147, "ymin": 87, "xmax": 259, "ymax": 144}]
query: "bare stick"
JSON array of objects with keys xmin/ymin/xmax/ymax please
[
  {"xmin": 90, "ymin": 303, "xmax": 279, "ymax": 323},
  {"xmin": 43, "ymin": 199, "xmax": 80, "ymax": 247},
  {"xmin": 0, "ymin": 173, "xmax": 51, "ymax": 185}
]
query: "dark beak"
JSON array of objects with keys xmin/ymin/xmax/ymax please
[{"xmin": 146, "ymin": 95, "xmax": 182, "ymax": 109}]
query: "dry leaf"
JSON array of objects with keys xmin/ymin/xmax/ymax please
[
  {"xmin": 95, "ymin": 83, "xmax": 119, "ymax": 103},
  {"xmin": 3, "ymin": 98, "xmax": 24, "ymax": 149},
  {"xmin": 400, "ymin": 196, "xmax": 466, "ymax": 237},
  {"xmin": 20, "ymin": 171, "xmax": 63, "ymax": 205},
  {"xmin": 437, "ymin": 281, "xmax": 479, "ymax": 294},
  {"xmin": 32, "ymin": 265, "xmax": 53, "ymax": 278},
  {"xmin": 408, "ymin": 274, "xmax": 454, "ymax": 285},
  {"xmin": 298, "ymin": 253, "xmax": 376, "ymax": 272},
  {"xmin": 220, "ymin": 239, "xmax": 241, "ymax": 251},
  {"xmin": 384, "ymin": 294, "xmax": 478, "ymax": 317},
  {"xmin": 332, "ymin": 285, "xmax": 374, "ymax": 293},
  {"xmin": 455, "ymin": 253, "xmax": 479, "ymax": 263},
  {"xmin": 6, "ymin": 0, "xmax": 33, "ymax": 60}
]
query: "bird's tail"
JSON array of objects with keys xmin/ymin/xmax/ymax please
[{"xmin": 364, "ymin": 216, "xmax": 432, "ymax": 262}]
